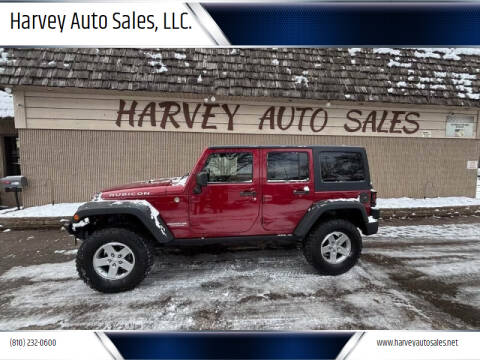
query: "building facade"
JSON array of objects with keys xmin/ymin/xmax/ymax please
[{"xmin": 1, "ymin": 48, "xmax": 479, "ymax": 206}]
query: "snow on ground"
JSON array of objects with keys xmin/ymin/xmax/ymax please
[
  {"xmin": 372, "ymin": 223, "xmax": 480, "ymax": 240},
  {"xmin": 0, "ymin": 251, "xmax": 429, "ymax": 330},
  {"xmin": 54, "ymin": 249, "xmax": 78, "ymax": 256},
  {"xmin": 377, "ymin": 196, "xmax": 480, "ymax": 208},
  {"xmin": 1, "ymin": 222, "xmax": 479, "ymax": 330},
  {"xmin": 2, "ymin": 260, "xmax": 77, "ymax": 282},
  {"xmin": 1, "ymin": 196, "xmax": 480, "ymax": 219},
  {"xmin": 410, "ymin": 258, "xmax": 480, "ymax": 278},
  {"xmin": 0, "ymin": 203, "xmax": 83, "ymax": 217}
]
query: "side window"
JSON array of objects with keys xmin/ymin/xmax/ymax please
[
  {"xmin": 203, "ymin": 152, "xmax": 253, "ymax": 183},
  {"xmin": 319, "ymin": 151, "xmax": 365, "ymax": 182},
  {"xmin": 267, "ymin": 152, "xmax": 309, "ymax": 182}
]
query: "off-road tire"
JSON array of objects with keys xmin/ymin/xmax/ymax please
[
  {"xmin": 76, "ymin": 227, "xmax": 154, "ymax": 293},
  {"xmin": 303, "ymin": 219, "xmax": 362, "ymax": 275}
]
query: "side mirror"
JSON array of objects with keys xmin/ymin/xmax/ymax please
[{"xmin": 194, "ymin": 171, "xmax": 208, "ymax": 194}]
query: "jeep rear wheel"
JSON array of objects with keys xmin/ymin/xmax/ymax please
[
  {"xmin": 76, "ymin": 228, "xmax": 154, "ymax": 293},
  {"xmin": 303, "ymin": 219, "xmax": 362, "ymax": 275}
]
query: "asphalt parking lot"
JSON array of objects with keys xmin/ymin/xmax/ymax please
[{"xmin": 0, "ymin": 216, "xmax": 479, "ymax": 330}]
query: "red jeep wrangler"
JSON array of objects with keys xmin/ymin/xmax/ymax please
[{"xmin": 69, "ymin": 146, "xmax": 379, "ymax": 293}]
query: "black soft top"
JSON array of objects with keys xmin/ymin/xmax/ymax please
[{"xmin": 208, "ymin": 145, "xmax": 366, "ymax": 151}]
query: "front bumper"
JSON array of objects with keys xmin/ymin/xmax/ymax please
[
  {"xmin": 370, "ymin": 208, "xmax": 380, "ymax": 219},
  {"xmin": 65, "ymin": 218, "xmax": 87, "ymax": 238},
  {"xmin": 364, "ymin": 208, "xmax": 380, "ymax": 235},
  {"xmin": 65, "ymin": 222, "xmax": 75, "ymax": 235}
]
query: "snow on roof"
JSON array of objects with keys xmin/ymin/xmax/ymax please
[
  {"xmin": 0, "ymin": 89, "xmax": 13, "ymax": 118},
  {"xmin": 377, "ymin": 196, "xmax": 480, "ymax": 209},
  {"xmin": 1, "ymin": 48, "xmax": 480, "ymax": 106},
  {"xmin": 413, "ymin": 48, "xmax": 480, "ymax": 61}
]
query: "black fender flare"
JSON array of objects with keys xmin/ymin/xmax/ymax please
[
  {"xmin": 294, "ymin": 200, "xmax": 371, "ymax": 237},
  {"xmin": 71, "ymin": 200, "xmax": 174, "ymax": 243}
]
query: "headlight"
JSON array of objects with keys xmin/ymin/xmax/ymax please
[{"xmin": 91, "ymin": 192, "xmax": 102, "ymax": 201}]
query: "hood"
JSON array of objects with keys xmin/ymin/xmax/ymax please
[{"xmin": 100, "ymin": 176, "xmax": 189, "ymax": 198}]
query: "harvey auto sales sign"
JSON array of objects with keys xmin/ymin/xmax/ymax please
[
  {"xmin": 22, "ymin": 94, "xmax": 475, "ymax": 138},
  {"xmin": 114, "ymin": 99, "xmax": 429, "ymax": 137}
]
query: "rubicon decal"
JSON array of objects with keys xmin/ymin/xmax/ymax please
[{"xmin": 108, "ymin": 192, "xmax": 151, "ymax": 197}]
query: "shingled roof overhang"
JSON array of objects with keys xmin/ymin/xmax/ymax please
[{"xmin": 1, "ymin": 48, "xmax": 480, "ymax": 107}]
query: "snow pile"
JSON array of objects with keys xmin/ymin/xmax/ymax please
[
  {"xmin": 451, "ymin": 72, "xmax": 479, "ymax": 99},
  {"xmin": 418, "ymin": 76, "xmax": 442, "ymax": 83},
  {"xmin": 293, "ymin": 75, "xmax": 308, "ymax": 87},
  {"xmin": 174, "ymin": 53, "xmax": 186, "ymax": 60},
  {"xmin": 377, "ymin": 197, "xmax": 480, "ymax": 209},
  {"xmin": 0, "ymin": 203, "xmax": 83, "ymax": 218},
  {"xmin": 54, "ymin": 249, "xmax": 78, "ymax": 256},
  {"xmin": 144, "ymin": 51, "xmax": 168, "ymax": 73},
  {"xmin": 388, "ymin": 60, "xmax": 411, "ymax": 68},
  {"xmin": 171, "ymin": 176, "xmax": 189, "ymax": 186},
  {"xmin": 413, "ymin": 48, "xmax": 480, "ymax": 61},
  {"xmin": 414, "ymin": 49, "xmax": 441, "ymax": 59},
  {"xmin": 373, "ymin": 48, "xmax": 401, "ymax": 56},
  {"xmin": 0, "ymin": 89, "xmax": 13, "ymax": 118},
  {"xmin": 348, "ymin": 48, "xmax": 362, "ymax": 56},
  {"xmin": 0, "ymin": 48, "xmax": 8, "ymax": 63}
]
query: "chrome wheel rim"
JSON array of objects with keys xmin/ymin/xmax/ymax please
[
  {"xmin": 93, "ymin": 242, "xmax": 136, "ymax": 280},
  {"xmin": 320, "ymin": 231, "xmax": 352, "ymax": 264}
]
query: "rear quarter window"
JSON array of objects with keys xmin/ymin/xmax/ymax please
[{"xmin": 319, "ymin": 151, "xmax": 365, "ymax": 182}]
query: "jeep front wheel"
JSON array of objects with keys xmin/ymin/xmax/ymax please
[
  {"xmin": 76, "ymin": 228, "xmax": 154, "ymax": 293},
  {"xmin": 303, "ymin": 219, "xmax": 362, "ymax": 275}
]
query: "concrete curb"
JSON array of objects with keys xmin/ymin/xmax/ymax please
[
  {"xmin": 1, "ymin": 205, "xmax": 480, "ymax": 230},
  {"xmin": 0, "ymin": 217, "xmax": 68, "ymax": 230},
  {"xmin": 380, "ymin": 205, "xmax": 480, "ymax": 219}
]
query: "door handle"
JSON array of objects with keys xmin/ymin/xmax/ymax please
[
  {"xmin": 263, "ymin": 194, "xmax": 273, "ymax": 202},
  {"xmin": 240, "ymin": 190, "xmax": 256, "ymax": 197},
  {"xmin": 293, "ymin": 186, "xmax": 310, "ymax": 195}
]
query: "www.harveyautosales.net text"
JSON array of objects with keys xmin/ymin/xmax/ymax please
[{"xmin": 10, "ymin": 12, "xmax": 191, "ymax": 32}]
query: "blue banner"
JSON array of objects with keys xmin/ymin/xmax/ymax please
[
  {"xmin": 106, "ymin": 332, "xmax": 353, "ymax": 360},
  {"xmin": 202, "ymin": 2, "xmax": 480, "ymax": 45}
]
